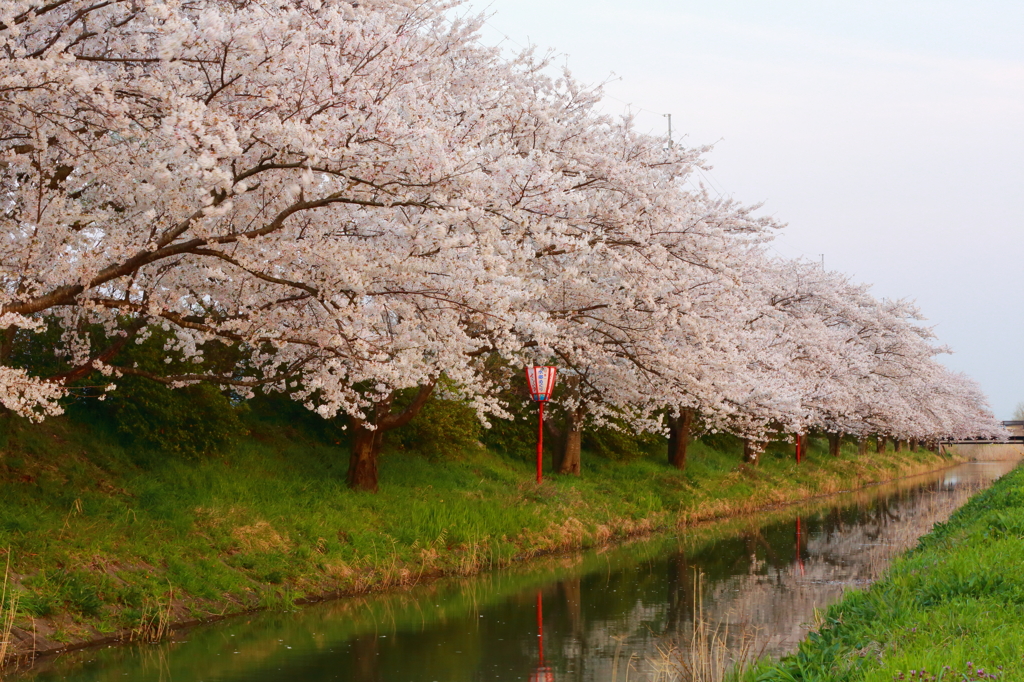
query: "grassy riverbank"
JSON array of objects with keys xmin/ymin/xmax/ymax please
[
  {"xmin": 746, "ymin": 461, "xmax": 1024, "ymax": 682},
  {"xmin": 0, "ymin": 410, "xmax": 953, "ymax": 662}
]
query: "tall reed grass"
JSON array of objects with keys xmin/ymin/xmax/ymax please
[
  {"xmin": 127, "ymin": 585, "xmax": 174, "ymax": 644},
  {"xmin": 645, "ymin": 572, "xmax": 763, "ymax": 682},
  {"xmin": 0, "ymin": 550, "xmax": 20, "ymax": 679}
]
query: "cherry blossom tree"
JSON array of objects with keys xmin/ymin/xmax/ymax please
[
  {"xmin": 0, "ymin": 0, "xmax": 556, "ymax": 484},
  {"xmin": 0, "ymin": 0, "xmax": 1001, "ymax": 491},
  {"xmin": 0, "ymin": 0, "xmax": 769, "ymax": 487}
]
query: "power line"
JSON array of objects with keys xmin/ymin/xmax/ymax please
[
  {"xmin": 471, "ymin": 11, "xmax": 739, "ymax": 201},
  {"xmin": 469, "ymin": 10, "xmax": 838, "ymax": 275},
  {"xmin": 600, "ymin": 92, "xmax": 663, "ymax": 118},
  {"xmin": 481, "ymin": 18, "xmax": 529, "ymax": 51},
  {"xmin": 773, "ymin": 237, "xmax": 821, "ymax": 260},
  {"xmin": 471, "ymin": 14, "xmax": 829, "ymax": 269}
]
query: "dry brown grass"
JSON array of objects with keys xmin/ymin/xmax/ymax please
[
  {"xmin": 231, "ymin": 521, "xmax": 290, "ymax": 553},
  {"xmin": 126, "ymin": 585, "xmax": 174, "ymax": 644}
]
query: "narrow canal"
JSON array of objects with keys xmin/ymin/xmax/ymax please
[{"xmin": 16, "ymin": 460, "xmax": 1018, "ymax": 682}]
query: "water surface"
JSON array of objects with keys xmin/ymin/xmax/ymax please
[{"xmin": 18, "ymin": 460, "xmax": 1017, "ymax": 681}]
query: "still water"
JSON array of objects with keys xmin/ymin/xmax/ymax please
[{"xmin": 18, "ymin": 460, "xmax": 1018, "ymax": 682}]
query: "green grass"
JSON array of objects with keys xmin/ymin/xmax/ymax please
[
  {"xmin": 0, "ymin": 412, "xmax": 950, "ymax": 656},
  {"xmin": 746, "ymin": 462, "xmax": 1024, "ymax": 682}
]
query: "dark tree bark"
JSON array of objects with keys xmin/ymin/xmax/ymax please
[
  {"xmin": 559, "ymin": 405, "xmax": 584, "ymax": 475},
  {"xmin": 347, "ymin": 424, "xmax": 384, "ymax": 493},
  {"xmin": 828, "ymin": 432, "xmax": 841, "ymax": 457},
  {"xmin": 910, "ymin": 439, "xmax": 918, "ymax": 452},
  {"xmin": 857, "ymin": 437, "xmax": 868, "ymax": 457},
  {"xmin": 895, "ymin": 439, "xmax": 904, "ymax": 453},
  {"xmin": 544, "ymin": 415, "xmax": 565, "ymax": 472},
  {"xmin": 0, "ymin": 326, "xmax": 15, "ymax": 364},
  {"xmin": 0, "ymin": 327, "xmax": 10, "ymax": 415},
  {"xmin": 346, "ymin": 382, "xmax": 436, "ymax": 492},
  {"xmin": 876, "ymin": 435, "xmax": 886, "ymax": 453},
  {"xmin": 742, "ymin": 438, "xmax": 759, "ymax": 465},
  {"xmin": 45, "ymin": 321, "xmax": 144, "ymax": 385},
  {"xmin": 667, "ymin": 408, "xmax": 695, "ymax": 470},
  {"xmin": 557, "ymin": 374, "xmax": 582, "ymax": 475}
]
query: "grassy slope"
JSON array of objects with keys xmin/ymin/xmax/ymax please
[
  {"xmin": 0, "ymin": 413, "xmax": 951, "ymax": 659},
  {"xmin": 747, "ymin": 462, "xmax": 1024, "ymax": 682}
]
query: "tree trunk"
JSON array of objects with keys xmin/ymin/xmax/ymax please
[
  {"xmin": 347, "ymin": 423, "xmax": 384, "ymax": 492},
  {"xmin": 876, "ymin": 435, "xmax": 886, "ymax": 453},
  {"xmin": 346, "ymin": 382, "xmax": 436, "ymax": 492},
  {"xmin": 559, "ymin": 406, "xmax": 584, "ymax": 475},
  {"xmin": 910, "ymin": 439, "xmax": 918, "ymax": 452},
  {"xmin": 546, "ymin": 414, "xmax": 565, "ymax": 472},
  {"xmin": 857, "ymin": 437, "xmax": 868, "ymax": 457},
  {"xmin": 0, "ymin": 325, "xmax": 15, "ymax": 364},
  {"xmin": 828, "ymin": 432, "xmax": 841, "ymax": 457},
  {"xmin": 742, "ymin": 438, "xmax": 759, "ymax": 465},
  {"xmin": 667, "ymin": 408, "xmax": 694, "ymax": 470},
  {"xmin": 895, "ymin": 439, "xmax": 904, "ymax": 453}
]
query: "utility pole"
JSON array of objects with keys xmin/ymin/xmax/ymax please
[
  {"xmin": 820, "ymin": 254, "xmax": 824, "ymax": 269},
  {"xmin": 664, "ymin": 113, "xmax": 673, "ymax": 149}
]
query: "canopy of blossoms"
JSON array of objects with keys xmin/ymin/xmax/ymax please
[{"xmin": 0, "ymin": 0, "xmax": 1000, "ymax": 450}]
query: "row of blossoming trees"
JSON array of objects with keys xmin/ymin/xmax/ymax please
[{"xmin": 0, "ymin": 0, "xmax": 1001, "ymax": 490}]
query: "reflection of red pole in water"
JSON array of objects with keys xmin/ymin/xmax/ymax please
[
  {"xmin": 537, "ymin": 591, "xmax": 544, "ymax": 663},
  {"xmin": 530, "ymin": 591, "xmax": 554, "ymax": 682},
  {"xmin": 796, "ymin": 517, "xmax": 805, "ymax": 576}
]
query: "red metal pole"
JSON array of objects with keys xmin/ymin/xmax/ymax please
[{"xmin": 537, "ymin": 402, "xmax": 544, "ymax": 483}]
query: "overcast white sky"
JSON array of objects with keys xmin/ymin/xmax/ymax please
[{"xmin": 464, "ymin": 0, "xmax": 1024, "ymax": 419}]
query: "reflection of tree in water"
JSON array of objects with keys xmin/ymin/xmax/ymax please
[
  {"xmin": 24, "ymin": 464, "xmax": 1011, "ymax": 682},
  {"xmin": 550, "ymin": 469, "xmax": 999, "ymax": 681},
  {"xmin": 664, "ymin": 551, "xmax": 696, "ymax": 635},
  {"xmin": 350, "ymin": 634, "xmax": 380, "ymax": 682}
]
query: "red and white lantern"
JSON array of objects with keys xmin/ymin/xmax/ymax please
[
  {"xmin": 525, "ymin": 365, "xmax": 557, "ymax": 402},
  {"xmin": 525, "ymin": 366, "xmax": 558, "ymax": 483},
  {"xmin": 530, "ymin": 666, "xmax": 555, "ymax": 682}
]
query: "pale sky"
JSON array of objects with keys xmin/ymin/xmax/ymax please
[{"xmin": 464, "ymin": 0, "xmax": 1024, "ymax": 419}]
